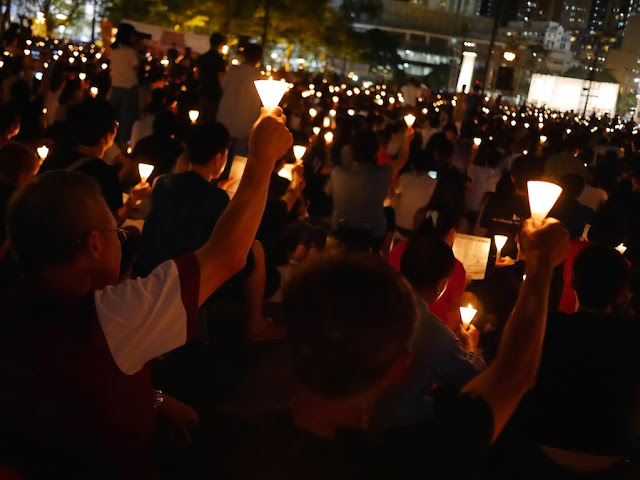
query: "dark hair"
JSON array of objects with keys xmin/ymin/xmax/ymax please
[
  {"xmin": 67, "ymin": 98, "xmax": 117, "ymax": 147},
  {"xmin": 283, "ymin": 253, "xmax": 417, "ymax": 397},
  {"xmin": 210, "ymin": 33, "xmax": 226, "ymax": 49},
  {"xmin": 184, "ymin": 123, "xmax": 230, "ymax": 166},
  {"xmin": 112, "ymin": 23, "xmax": 135, "ymax": 49},
  {"xmin": 0, "ymin": 142, "xmax": 39, "ymax": 184},
  {"xmin": 558, "ymin": 173, "xmax": 586, "ymax": 199},
  {"xmin": 351, "ymin": 130, "xmax": 379, "ymax": 165},
  {"xmin": 412, "ymin": 206, "xmax": 460, "ymax": 239},
  {"xmin": 0, "ymin": 104, "xmax": 20, "ymax": 135},
  {"xmin": 572, "ymin": 244, "xmax": 630, "ymax": 309},
  {"xmin": 7, "ymin": 171, "xmax": 106, "ymax": 272},
  {"xmin": 152, "ymin": 111, "xmax": 177, "ymax": 138},
  {"xmin": 511, "ymin": 155, "xmax": 543, "ymax": 191},
  {"xmin": 243, "ymin": 43, "xmax": 263, "ymax": 65},
  {"xmin": 401, "ymin": 236, "xmax": 455, "ymax": 290},
  {"xmin": 58, "ymin": 77, "xmax": 82, "ymax": 105}
]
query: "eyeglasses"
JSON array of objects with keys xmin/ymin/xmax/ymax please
[{"xmin": 100, "ymin": 228, "xmax": 128, "ymax": 244}]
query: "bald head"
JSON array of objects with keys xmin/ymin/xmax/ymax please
[{"xmin": 7, "ymin": 170, "xmax": 112, "ymax": 272}]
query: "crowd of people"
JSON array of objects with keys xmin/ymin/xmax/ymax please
[{"xmin": 0, "ymin": 21, "xmax": 639, "ymax": 479}]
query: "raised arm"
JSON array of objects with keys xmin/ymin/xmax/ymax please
[
  {"xmin": 461, "ymin": 218, "xmax": 569, "ymax": 441},
  {"xmin": 391, "ymin": 127, "xmax": 415, "ymax": 178},
  {"xmin": 194, "ymin": 108, "xmax": 293, "ymax": 305}
]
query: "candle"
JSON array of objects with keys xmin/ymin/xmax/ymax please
[
  {"xmin": 616, "ymin": 243, "xmax": 627, "ymax": 254},
  {"xmin": 473, "ymin": 137, "xmax": 482, "ymax": 147},
  {"xmin": 278, "ymin": 163, "xmax": 294, "ymax": 181},
  {"xmin": 313, "ymin": 126, "xmax": 321, "ymax": 135},
  {"xmin": 79, "ymin": 72, "xmax": 86, "ymax": 81},
  {"xmin": 404, "ymin": 114, "xmax": 416, "ymax": 127},
  {"xmin": 90, "ymin": 86, "xmax": 98, "ymax": 97},
  {"xmin": 323, "ymin": 116, "xmax": 331, "ymax": 129},
  {"xmin": 527, "ymin": 181, "xmax": 562, "ymax": 225},
  {"xmin": 494, "ymin": 234, "xmax": 508, "ymax": 263},
  {"xmin": 254, "ymin": 79, "xmax": 289, "ymax": 111},
  {"xmin": 309, "ymin": 108, "xmax": 318, "ymax": 118},
  {"xmin": 324, "ymin": 132, "xmax": 334, "ymax": 144},
  {"xmin": 460, "ymin": 304, "xmax": 477, "ymax": 328},
  {"xmin": 539, "ymin": 135, "xmax": 547, "ymax": 143},
  {"xmin": 138, "ymin": 163, "xmax": 154, "ymax": 184},
  {"xmin": 293, "ymin": 145, "xmax": 307, "ymax": 161},
  {"xmin": 348, "ymin": 109, "xmax": 356, "ymax": 116},
  {"xmin": 37, "ymin": 145, "xmax": 49, "ymax": 161},
  {"xmin": 188, "ymin": 110, "xmax": 200, "ymax": 124}
]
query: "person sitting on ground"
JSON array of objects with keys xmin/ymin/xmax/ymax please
[
  {"xmin": 135, "ymin": 122, "xmax": 278, "ymax": 340},
  {"xmin": 489, "ymin": 244, "xmax": 636, "ymax": 479},
  {"xmin": 62, "ymin": 97, "xmax": 151, "ymax": 225},
  {"xmin": 390, "ymin": 207, "xmax": 468, "ymax": 332},
  {"xmin": 226, "ymin": 218, "xmax": 568, "ymax": 479},
  {"xmin": 0, "ymin": 107, "xmax": 293, "ymax": 478},
  {"xmin": 328, "ymin": 127, "xmax": 413, "ymax": 250},
  {"xmin": 373, "ymin": 235, "xmax": 485, "ymax": 428}
]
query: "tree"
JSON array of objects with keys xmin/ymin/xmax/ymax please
[{"xmin": 12, "ymin": 0, "xmax": 85, "ymax": 35}]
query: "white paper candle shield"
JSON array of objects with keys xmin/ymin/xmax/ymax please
[
  {"xmin": 313, "ymin": 127, "xmax": 321, "ymax": 135},
  {"xmin": 323, "ymin": 117, "xmax": 331, "ymax": 129},
  {"xmin": 324, "ymin": 132, "xmax": 334, "ymax": 144},
  {"xmin": 309, "ymin": 108, "xmax": 318, "ymax": 118},
  {"xmin": 188, "ymin": 110, "xmax": 200, "ymax": 124},
  {"xmin": 254, "ymin": 79, "xmax": 288, "ymax": 111},
  {"xmin": 278, "ymin": 164, "xmax": 294, "ymax": 181},
  {"xmin": 494, "ymin": 235, "xmax": 508, "ymax": 251},
  {"xmin": 293, "ymin": 145, "xmax": 307, "ymax": 161},
  {"xmin": 616, "ymin": 243, "xmax": 627, "ymax": 254},
  {"xmin": 37, "ymin": 145, "xmax": 49, "ymax": 161},
  {"xmin": 474, "ymin": 137, "xmax": 482, "ymax": 147},
  {"xmin": 404, "ymin": 114, "xmax": 416, "ymax": 127},
  {"xmin": 138, "ymin": 163, "xmax": 154, "ymax": 183},
  {"xmin": 460, "ymin": 304, "xmax": 477, "ymax": 327},
  {"xmin": 527, "ymin": 181, "xmax": 562, "ymax": 224}
]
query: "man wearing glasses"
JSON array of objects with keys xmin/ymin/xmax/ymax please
[{"xmin": 0, "ymin": 108, "xmax": 293, "ymax": 478}]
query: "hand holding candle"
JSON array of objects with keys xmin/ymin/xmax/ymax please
[
  {"xmin": 138, "ymin": 163, "xmax": 154, "ymax": 184},
  {"xmin": 254, "ymin": 79, "xmax": 289, "ymax": 112},
  {"xmin": 460, "ymin": 304, "xmax": 477, "ymax": 328}
]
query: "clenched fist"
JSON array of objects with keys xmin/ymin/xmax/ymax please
[{"xmin": 249, "ymin": 107, "xmax": 293, "ymax": 168}]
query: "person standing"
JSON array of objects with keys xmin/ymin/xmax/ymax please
[
  {"xmin": 197, "ymin": 33, "xmax": 227, "ymax": 123},
  {"xmin": 109, "ymin": 23, "xmax": 148, "ymax": 144},
  {"xmin": 217, "ymin": 43, "xmax": 264, "ymax": 177}
]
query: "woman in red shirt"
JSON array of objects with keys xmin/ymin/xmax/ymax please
[{"xmin": 389, "ymin": 207, "xmax": 467, "ymax": 331}]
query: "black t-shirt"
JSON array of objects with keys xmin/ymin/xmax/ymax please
[
  {"xmin": 216, "ymin": 393, "xmax": 493, "ymax": 479},
  {"xmin": 69, "ymin": 155, "xmax": 123, "ymax": 213},
  {"xmin": 197, "ymin": 50, "xmax": 226, "ymax": 99},
  {"xmin": 480, "ymin": 191, "xmax": 530, "ymax": 258},
  {"xmin": 512, "ymin": 311, "xmax": 639, "ymax": 456},
  {"xmin": 135, "ymin": 171, "xmax": 229, "ymax": 277}
]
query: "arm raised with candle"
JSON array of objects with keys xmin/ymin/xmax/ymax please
[
  {"xmin": 461, "ymin": 218, "xmax": 569, "ymax": 441},
  {"xmin": 391, "ymin": 127, "xmax": 415, "ymax": 178},
  {"xmin": 194, "ymin": 107, "xmax": 293, "ymax": 305}
]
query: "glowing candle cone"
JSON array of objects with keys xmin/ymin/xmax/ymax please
[
  {"xmin": 293, "ymin": 145, "xmax": 307, "ymax": 162},
  {"xmin": 313, "ymin": 126, "xmax": 321, "ymax": 135},
  {"xmin": 324, "ymin": 132, "xmax": 334, "ymax": 144},
  {"xmin": 616, "ymin": 243, "xmax": 627, "ymax": 255},
  {"xmin": 323, "ymin": 116, "xmax": 331, "ymax": 129},
  {"xmin": 309, "ymin": 108, "xmax": 318, "ymax": 118},
  {"xmin": 278, "ymin": 164, "xmax": 294, "ymax": 181},
  {"xmin": 539, "ymin": 135, "xmax": 547, "ymax": 143},
  {"xmin": 460, "ymin": 304, "xmax": 477, "ymax": 328},
  {"xmin": 527, "ymin": 181, "xmax": 562, "ymax": 225},
  {"xmin": 90, "ymin": 86, "xmax": 98, "ymax": 97},
  {"xmin": 473, "ymin": 137, "xmax": 482, "ymax": 147},
  {"xmin": 37, "ymin": 145, "xmax": 49, "ymax": 161},
  {"xmin": 254, "ymin": 79, "xmax": 288, "ymax": 111},
  {"xmin": 404, "ymin": 114, "xmax": 416, "ymax": 127},
  {"xmin": 494, "ymin": 234, "xmax": 508, "ymax": 263},
  {"xmin": 138, "ymin": 163, "xmax": 154, "ymax": 184},
  {"xmin": 79, "ymin": 72, "xmax": 86, "ymax": 81}
]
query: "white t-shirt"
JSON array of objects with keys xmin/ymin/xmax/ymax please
[
  {"xmin": 466, "ymin": 165, "xmax": 502, "ymax": 213},
  {"xmin": 95, "ymin": 255, "xmax": 200, "ymax": 375},
  {"xmin": 217, "ymin": 64, "xmax": 262, "ymax": 138},
  {"xmin": 110, "ymin": 46, "xmax": 140, "ymax": 89},
  {"xmin": 395, "ymin": 173, "xmax": 437, "ymax": 231},
  {"xmin": 578, "ymin": 184, "xmax": 608, "ymax": 212}
]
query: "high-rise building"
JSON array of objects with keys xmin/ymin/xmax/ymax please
[
  {"xmin": 518, "ymin": 0, "xmax": 564, "ymax": 23},
  {"xmin": 561, "ymin": 0, "xmax": 592, "ymax": 35},
  {"xmin": 478, "ymin": 0, "xmax": 519, "ymax": 25}
]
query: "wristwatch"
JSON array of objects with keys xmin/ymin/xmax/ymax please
[{"xmin": 153, "ymin": 389, "xmax": 164, "ymax": 411}]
